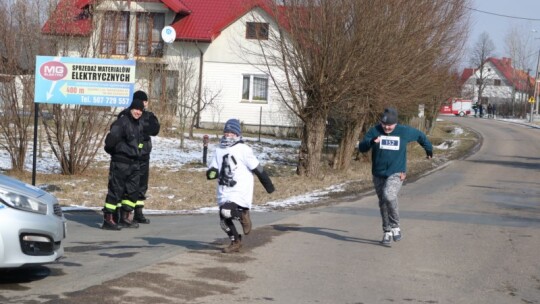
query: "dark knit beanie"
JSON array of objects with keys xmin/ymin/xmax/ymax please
[
  {"xmin": 223, "ymin": 118, "xmax": 242, "ymax": 136},
  {"xmin": 380, "ymin": 108, "xmax": 398, "ymax": 125},
  {"xmin": 133, "ymin": 90, "xmax": 148, "ymax": 101},
  {"xmin": 130, "ymin": 98, "xmax": 145, "ymax": 111}
]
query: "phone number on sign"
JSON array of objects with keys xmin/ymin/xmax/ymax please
[{"xmin": 85, "ymin": 96, "xmax": 130, "ymax": 106}]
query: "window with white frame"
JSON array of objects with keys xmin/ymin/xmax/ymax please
[{"xmin": 242, "ymin": 75, "xmax": 268, "ymax": 102}]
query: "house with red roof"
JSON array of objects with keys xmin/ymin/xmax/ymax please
[
  {"xmin": 460, "ymin": 57, "xmax": 535, "ymax": 115},
  {"xmin": 42, "ymin": 0, "xmax": 298, "ymax": 133}
]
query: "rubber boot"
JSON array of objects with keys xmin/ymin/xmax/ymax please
[
  {"xmin": 119, "ymin": 209, "xmax": 139, "ymax": 228},
  {"xmin": 222, "ymin": 235, "xmax": 242, "ymax": 253},
  {"xmin": 102, "ymin": 213, "xmax": 122, "ymax": 230},
  {"xmin": 134, "ymin": 206, "xmax": 150, "ymax": 224}
]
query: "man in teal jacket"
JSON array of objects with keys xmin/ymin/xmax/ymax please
[{"xmin": 358, "ymin": 108, "xmax": 433, "ymax": 245}]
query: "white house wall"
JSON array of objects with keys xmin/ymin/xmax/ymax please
[
  {"xmin": 199, "ymin": 8, "xmax": 298, "ymax": 128},
  {"xmin": 201, "ymin": 61, "xmax": 295, "ymax": 128},
  {"xmin": 461, "ymin": 61, "xmax": 522, "ymax": 104}
]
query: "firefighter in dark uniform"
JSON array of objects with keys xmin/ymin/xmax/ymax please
[
  {"xmin": 117, "ymin": 90, "xmax": 160, "ymax": 224},
  {"xmin": 102, "ymin": 98, "xmax": 145, "ymax": 230}
]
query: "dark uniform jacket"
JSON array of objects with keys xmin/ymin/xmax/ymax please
[
  {"xmin": 104, "ymin": 112, "xmax": 143, "ymax": 163},
  {"xmin": 116, "ymin": 109, "xmax": 160, "ymax": 161}
]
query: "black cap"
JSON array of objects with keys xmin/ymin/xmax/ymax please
[
  {"xmin": 380, "ymin": 108, "xmax": 398, "ymax": 125},
  {"xmin": 130, "ymin": 98, "xmax": 145, "ymax": 111},
  {"xmin": 133, "ymin": 90, "xmax": 148, "ymax": 101}
]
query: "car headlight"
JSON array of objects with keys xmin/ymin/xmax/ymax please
[{"xmin": 0, "ymin": 190, "xmax": 48, "ymax": 215}]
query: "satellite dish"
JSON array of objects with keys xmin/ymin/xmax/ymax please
[{"xmin": 161, "ymin": 26, "xmax": 176, "ymax": 44}]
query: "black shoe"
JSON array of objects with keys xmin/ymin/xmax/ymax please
[
  {"xmin": 134, "ymin": 207, "xmax": 150, "ymax": 224},
  {"xmin": 134, "ymin": 216, "xmax": 150, "ymax": 224}
]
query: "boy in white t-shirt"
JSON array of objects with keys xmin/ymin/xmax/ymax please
[{"xmin": 207, "ymin": 119, "xmax": 275, "ymax": 253}]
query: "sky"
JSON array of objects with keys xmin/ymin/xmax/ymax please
[{"xmin": 466, "ymin": 0, "xmax": 540, "ymax": 70}]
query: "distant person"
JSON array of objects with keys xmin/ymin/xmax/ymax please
[
  {"xmin": 102, "ymin": 99, "xmax": 146, "ymax": 230},
  {"xmin": 206, "ymin": 119, "xmax": 275, "ymax": 253},
  {"xmin": 358, "ymin": 108, "xmax": 433, "ymax": 245},
  {"xmin": 479, "ymin": 103, "xmax": 484, "ymax": 118},
  {"xmin": 492, "ymin": 103, "xmax": 497, "ymax": 119},
  {"xmin": 473, "ymin": 103, "xmax": 478, "ymax": 117},
  {"xmin": 487, "ymin": 103, "xmax": 493, "ymax": 118},
  {"xmin": 117, "ymin": 91, "xmax": 160, "ymax": 224}
]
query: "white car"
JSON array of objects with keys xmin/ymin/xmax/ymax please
[{"xmin": 0, "ymin": 174, "xmax": 66, "ymax": 268}]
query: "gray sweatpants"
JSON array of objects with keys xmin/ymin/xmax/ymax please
[{"xmin": 373, "ymin": 173, "xmax": 403, "ymax": 232}]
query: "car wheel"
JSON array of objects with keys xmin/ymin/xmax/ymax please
[{"xmin": 459, "ymin": 111, "xmax": 465, "ymax": 117}]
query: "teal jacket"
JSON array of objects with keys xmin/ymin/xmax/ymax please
[{"xmin": 358, "ymin": 124, "xmax": 433, "ymax": 177}]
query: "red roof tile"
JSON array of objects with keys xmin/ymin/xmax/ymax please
[
  {"xmin": 460, "ymin": 68, "xmax": 475, "ymax": 85},
  {"xmin": 161, "ymin": 0, "xmax": 191, "ymax": 14},
  {"xmin": 43, "ymin": 0, "xmax": 278, "ymax": 41},
  {"xmin": 170, "ymin": 0, "xmax": 276, "ymax": 42},
  {"xmin": 42, "ymin": 0, "xmax": 92, "ymax": 36},
  {"xmin": 487, "ymin": 57, "xmax": 535, "ymax": 91}
]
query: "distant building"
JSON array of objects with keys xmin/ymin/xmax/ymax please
[
  {"xmin": 42, "ymin": 0, "xmax": 299, "ymax": 134},
  {"xmin": 460, "ymin": 57, "xmax": 534, "ymax": 116}
]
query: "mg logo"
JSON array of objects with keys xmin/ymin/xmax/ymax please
[{"xmin": 40, "ymin": 61, "xmax": 68, "ymax": 81}]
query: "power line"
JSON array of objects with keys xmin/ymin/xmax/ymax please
[{"xmin": 466, "ymin": 6, "xmax": 540, "ymax": 21}]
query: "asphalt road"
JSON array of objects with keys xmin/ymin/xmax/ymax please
[{"xmin": 1, "ymin": 117, "xmax": 539, "ymax": 303}]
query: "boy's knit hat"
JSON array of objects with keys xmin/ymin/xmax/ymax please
[
  {"xmin": 223, "ymin": 119, "xmax": 242, "ymax": 136},
  {"xmin": 130, "ymin": 98, "xmax": 145, "ymax": 111},
  {"xmin": 380, "ymin": 108, "xmax": 398, "ymax": 125},
  {"xmin": 133, "ymin": 90, "xmax": 148, "ymax": 101}
]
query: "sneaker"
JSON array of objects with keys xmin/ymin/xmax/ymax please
[
  {"xmin": 391, "ymin": 227, "xmax": 402, "ymax": 242},
  {"xmin": 381, "ymin": 232, "xmax": 392, "ymax": 245},
  {"xmin": 222, "ymin": 235, "xmax": 242, "ymax": 253},
  {"xmin": 240, "ymin": 210, "xmax": 252, "ymax": 235}
]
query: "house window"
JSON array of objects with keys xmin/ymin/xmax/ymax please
[
  {"xmin": 242, "ymin": 75, "xmax": 268, "ymax": 102},
  {"xmin": 476, "ymin": 78, "xmax": 481, "ymax": 85},
  {"xmin": 136, "ymin": 13, "xmax": 165, "ymax": 57},
  {"xmin": 246, "ymin": 22, "xmax": 269, "ymax": 40},
  {"xmin": 101, "ymin": 12, "xmax": 129, "ymax": 55},
  {"xmin": 494, "ymin": 79, "xmax": 501, "ymax": 86},
  {"xmin": 150, "ymin": 69, "xmax": 179, "ymax": 104}
]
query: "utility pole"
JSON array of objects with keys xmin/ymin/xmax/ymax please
[{"xmin": 532, "ymin": 50, "xmax": 540, "ymax": 123}]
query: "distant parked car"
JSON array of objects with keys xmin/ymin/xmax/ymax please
[{"xmin": 0, "ymin": 174, "xmax": 66, "ymax": 268}]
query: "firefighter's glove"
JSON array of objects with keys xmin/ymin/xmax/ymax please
[
  {"xmin": 426, "ymin": 150, "xmax": 433, "ymax": 159},
  {"xmin": 206, "ymin": 167, "xmax": 218, "ymax": 180}
]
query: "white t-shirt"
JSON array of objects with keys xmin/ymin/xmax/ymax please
[{"xmin": 209, "ymin": 142, "xmax": 260, "ymax": 209}]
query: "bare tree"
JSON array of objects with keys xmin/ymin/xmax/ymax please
[
  {"xmin": 248, "ymin": 0, "xmax": 469, "ymax": 175},
  {"xmin": 165, "ymin": 52, "xmax": 220, "ymax": 146},
  {"xmin": 470, "ymin": 32, "xmax": 496, "ymax": 107},
  {"xmin": 505, "ymin": 26, "xmax": 535, "ymax": 117},
  {"xmin": 252, "ymin": 0, "xmax": 376, "ymax": 177},
  {"xmin": 0, "ymin": 0, "xmax": 51, "ymax": 172},
  {"xmin": 41, "ymin": 0, "xmax": 121, "ymax": 174}
]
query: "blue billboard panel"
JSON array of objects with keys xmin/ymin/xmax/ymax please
[{"xmin": 34, "ymin": 56, "xmax": 136, "ymax": 107}]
